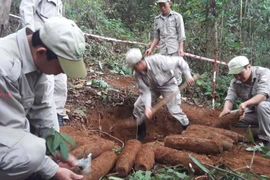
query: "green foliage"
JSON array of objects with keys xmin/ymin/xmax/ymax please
[
  {"xmin": 86, "ymin": 79, "xmax": 120, "ymax": 99},
  {"xmin": 152, "ymin": 168, "xmax": 191, "ymax": 180},
  {"xmin": 248, "ymin": 127, "xmax": 256, "ymax": 144},
  {"xmin": 75, "ymin": 109, "xmax": 86, "ymax": 116},
  {"xmin": 46, "ymin": 128, "xmax": 77, "ymax": 160},
  {"xmin": 195, "ymin": 72, "xmax": 232, "ymax": 108},
  {"xmin": 87, "ymin": 79, "xmax": 109, "ymax": 89},
  {"xmin": 188, "ymin": 154, "xmax": 210, "ymax": 174},
  {"xmin": 107, "ymin": 60, "xmax": 133, "ymax": 76},
  {"xmin": 189, "ymin": 154, "xmax": 269, "ymax": 180},
  {"xmin": 63, "ymin": 0, "xmax": 136, "ymax": 40},
  {"xmin": 129, "ymin": 171, "xmax": 152, "ymax": 180},
  {"xmin": 123, "ymin": 167, "xmax": 191, "ymax": 180},
  {"xmin": 246, "ymin": 128, "xmax": 270, "ymax": 159}
]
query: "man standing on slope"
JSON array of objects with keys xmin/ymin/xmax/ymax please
[{"xmin": 145, "ymin": 0, "xmax": 186, "ymax": 57}]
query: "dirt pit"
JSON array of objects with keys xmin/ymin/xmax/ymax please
[{"xmin": 65, "ymin": 74, "xmax": 270, "ymax": 179}]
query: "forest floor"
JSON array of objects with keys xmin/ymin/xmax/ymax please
[{"xmin": 63, "ymin": 65, "xmax": 270, "ymax": 179}]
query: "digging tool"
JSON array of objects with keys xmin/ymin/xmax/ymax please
[
  {"xmin": 136, "ymin": 74, "xmax": 200, "ymax": 140},
  {"xmin": 222, "ymin": 108, "xmax": 252, "ymax": 116},
  {"xmin": 151, "ymin": 74, "xmax": 200, "ymax": 116}
]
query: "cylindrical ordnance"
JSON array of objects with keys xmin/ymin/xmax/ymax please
[
  {"xmin": 72, "ymin": 139, "xmax": 115, "ymax": 159},
  {"xmin": 187, "ymin": 125, "xmax": 244, "ymax": 142},
  {"xmin": 115, "ymin": 139, "xmax": 142, "ymax": 177},
  {"xmin": 134, "ymin": 144, "xmax": 155, "ymax": 171},
  {"xmin": 164, "ymin": 135, "xmax": 223, "ymax": 155},
  {"xmin": 213, "ymin": 111, "xmax": 242, "ymax": 129},
  {"xmin": 183, "ymin": 129, "xmax": 234, "ymax": 151},
  {"xmin": 83, "ymin": 151, "xmax": 117, "ymax": 180},
  {"xmin": 154, "ymin": 145, "xmax": 213, "ymax": 175}
]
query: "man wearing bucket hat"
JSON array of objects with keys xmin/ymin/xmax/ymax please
[
  {"xmin": 145, "ymin": 0, "xmax": 186, "ymax": 57},
  {"xmin": 126, "ymin": 48, "xmax": 194, "ymax": 140},
  {"xmin": 0, "ymin": 17, "xmax": 85, "ymax": 179},
  {"xmin": 219, "ymin": 56, "xmax": 270, "ymax": 148}
]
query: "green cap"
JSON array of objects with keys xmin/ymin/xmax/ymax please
[
  {"xmin": 157, "ymin": 0, "xmax": 171, "ymax": 3},
  {"xmin": 228, "ymin": 56, "xmax": 249, "ymax": 74},
  {"xmin": 39, "ymin": 17, "xmax": 86, "ymax": 78}
]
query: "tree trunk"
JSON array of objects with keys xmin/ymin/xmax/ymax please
[
  {"xmin": 240, "ymin": 0, "xmax": 242, "ymax": 47},
  {"xmin": 0, "ymin": 0, "xmax": 12, "ymax": 37}
]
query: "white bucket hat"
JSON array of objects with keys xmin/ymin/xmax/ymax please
[{"xmin": 126, "ymin": 48, "xmax": 142, "ymax": 68}]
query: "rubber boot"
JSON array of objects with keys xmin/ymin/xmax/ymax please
[
  {"xmin": 57, "ymin": 113, "xmax": 64, "ymax": 126},
  {"xmin": 137, "ymin": 121, "xmax": 146, "ymax": 140},
  {"xmin": 182, "ymin": 123, "xmax": 190, "ymax": 130},
  {"xmin": 263, "ymin": 140, "xmax": 270, "ymax": 148}
]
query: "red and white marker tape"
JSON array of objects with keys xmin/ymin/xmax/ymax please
[
  {"xmin": 185, "ymin": 52, "xmax": 228, "ymax": 66},
  {"xmin": 84, "ymin": 32, "xmax": 147, "ymax": 46}
]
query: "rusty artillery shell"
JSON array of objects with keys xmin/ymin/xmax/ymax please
[
  {"xmin": 134, "ymin": 144, "xmax": 155, "ymax": 171},
  {"xmin": 187, "ymin": 125, "xmax": 244, "ymax": 142},
  {"xmin": 154, "ymin": 145, "xmax": 213, "ymax": 175},
  {"xmin": 72, "ymin": 138, "xmax": 115, "ymax": 159},
  {"xmin": 115, "ymin": 139, "xmax": 142, "ymax": 177},
  {"xmin": 213, "ymin": 111, "xmax": 242, "ymax": 129},
  {"xmin": 83, "ymin": 151, "xmax": 117, "ymax": 180},
  {"xmin": 184, "ymin": 129, "xmax": 234, "ymax": 151},
  {"xmin": 164, "ymin": 135, "xmax": 223, "ymax": 155}
]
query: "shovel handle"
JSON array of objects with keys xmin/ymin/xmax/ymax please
[{"xmin": 151, "ymin": 74, "xmax": 200, "ymax": 115}]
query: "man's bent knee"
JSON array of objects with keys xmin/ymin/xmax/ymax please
[{"xmin": 0, "ymin": 133, "xmax": 46, "ymax": 180}]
